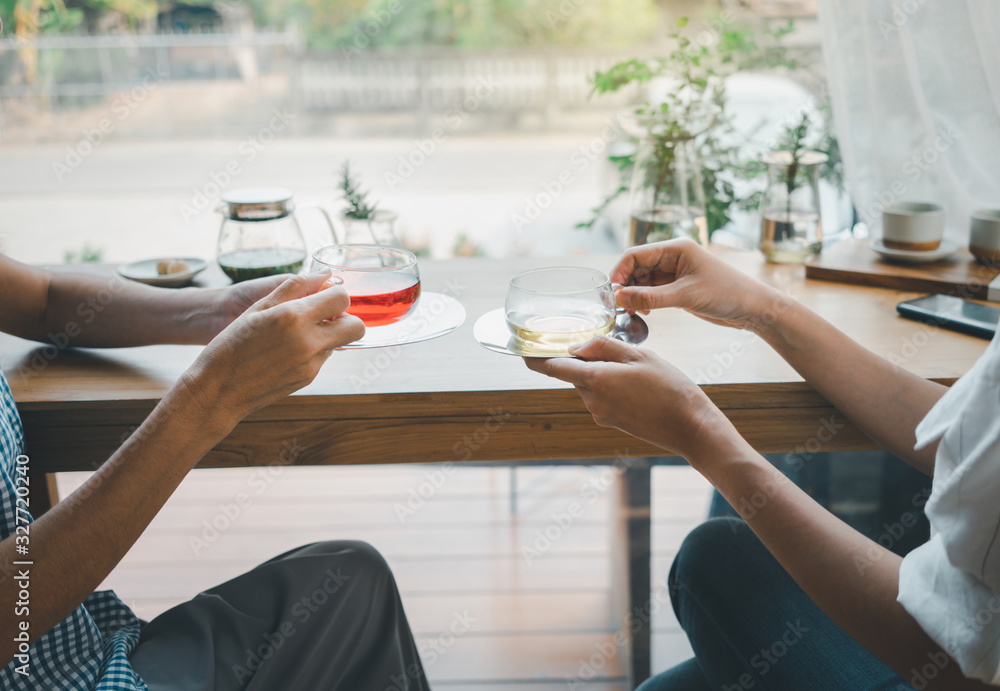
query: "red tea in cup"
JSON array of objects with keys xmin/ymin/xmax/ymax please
[{"xmin": 314, "ymin": 245, "xmax": 421, "ymax": 327}]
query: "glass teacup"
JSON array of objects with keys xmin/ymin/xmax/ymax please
[
  {"xmin": 505, "ymin": 267, "xmax": 619, "ymax": 349},
  {"xmin": 313, "ymin": 245, "xmax": 420, "ymax": 326}
]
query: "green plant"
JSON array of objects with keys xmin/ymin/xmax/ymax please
[
  {"xmin": 779, "ymin": 110, "xmax": 811, "ymax": 220},
  {"xmin": 338, "ymin": 161, "xmax": 378, "ymax": 220},
  {"xmin": 451, "ymin": 232, "xmax": 484, "ymax": 258},
  {"xmin": 63, "ymin": 244, "xmax": 103, "ymax": 263},
  {"xmin": 580, "ymin": 14, "xmax": 840, "ymax": 238}
]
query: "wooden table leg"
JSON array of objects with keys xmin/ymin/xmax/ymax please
[
  {"xmin": 610, "ymin": 459, "xmax": 652, "ymax": 689},
  {"xmin": 29, "ymin": 472, "xmax": 59, "ymax": 517}
]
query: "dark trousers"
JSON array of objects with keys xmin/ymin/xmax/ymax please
[
  {"xmin": 638, "ymin": 518, "xmax": 914, "ymax": 691},
  {"xmin": 130, "ymin": 540, "xmax": 429, "ymax": 691}
]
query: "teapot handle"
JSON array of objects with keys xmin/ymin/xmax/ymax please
[{"xmin": 295, "ymin": 202, "xmax": 341, "ymax": 245}]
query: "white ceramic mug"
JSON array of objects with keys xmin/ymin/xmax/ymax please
[
  {"xmin": 970, "ymin": 209, "xmax": 1000, "ymax": 265},
  {"xmin": 882, "ymin": 201, "xmax": 946, "ymax": 251}
]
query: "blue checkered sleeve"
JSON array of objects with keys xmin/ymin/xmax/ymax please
[{"xmin": 0, "ymin": 367, "xmax": 147, "ymax": 690}]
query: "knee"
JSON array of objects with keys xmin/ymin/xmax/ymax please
[
  {"xmin": 307, "ymin": 540, "xmax": 396, "ymax": 592},
  {"xmin": 669, "ymin": 517, "xmax": 757, "ymax": 606},
  {"xmin": 672, "ymin": 518, "xmax": 751, "ymax": 581}
]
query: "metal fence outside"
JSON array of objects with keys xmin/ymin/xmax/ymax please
[{"xmin": 0, "ymin": 26, "xmax": 821, "ymax": 140}]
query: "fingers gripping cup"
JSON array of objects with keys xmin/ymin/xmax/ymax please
[
  {"xmin": 505, "ymin": 267, "xmax": 621, "ymax": 349},
  {"xmin": 313, "ymin": 245, "xmax": 421, "ymax": 326}
]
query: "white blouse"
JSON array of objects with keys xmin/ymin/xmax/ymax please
[{"xmin": 898, "ymin": 329, "xmax": 1000, "ymax": 685}]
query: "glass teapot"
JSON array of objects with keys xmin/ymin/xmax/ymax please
[{"xmin": 216, "ymin": 187, "xmax": 339, "ymax": 283}]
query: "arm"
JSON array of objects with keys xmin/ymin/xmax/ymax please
[
  {"xmin": 0, "ymin": 271, "xmax": 364, "ymax": 665},
  {"xmin": 526, "ymin": 338, "xmax": 990, "ymax": 690},
  {"xmin": 610, "ymin": 239, "xmax": 947, "ymax": 475},
  {"xmin": 0, "ymin": 253, "xmax": 286, "ymax": 348}
]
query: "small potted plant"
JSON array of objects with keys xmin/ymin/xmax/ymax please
[{"xmin": 339, "ymin": 161, "xmax": 400, "ymax": 246}]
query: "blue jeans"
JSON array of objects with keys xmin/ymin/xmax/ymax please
[{"xmin": 639, "ymin": 518, "xmax": 914, "ymax": 691}]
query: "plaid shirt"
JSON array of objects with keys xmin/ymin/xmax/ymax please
[{"xmin": 0, "ymin": 367, "xmax": 147, "ymax": 690}]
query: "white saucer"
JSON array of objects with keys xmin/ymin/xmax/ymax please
[
  {"xmin": 337, "ymin": 292, "xmax": 465, "ymax": 349},
  {"xmin": 473, "ymin": 308, "xmax": 649, "ymax": 358},
  {"xmin": 870, "ymin": 239, "xmax": 959, "ymax": 264},
  {"xmin": 118, "ymin": 258, "xmax": 207, "ymax": 287}
]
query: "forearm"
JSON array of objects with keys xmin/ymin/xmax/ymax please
[
  {"xmin": 40, "ymin": 271, "xmax": 225, "ymax": 347},
  {"xmin": 0, "ymin": 373, "xmax": 235, "ymax": 664},
  {"xmin": 689, "ymin": 426, "xmax": 991, "ymax": 690},
  {"xmin": 750, "ymin": 292, "xmax": 946, "ymax": 475}
]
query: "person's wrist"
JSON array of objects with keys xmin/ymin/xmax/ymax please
[
  {"xmin": 742, "ymin": 284, "xmax": 794, "ymax": 338},
  {"xmin": 202, "ymin": 288, "xmax": 235, "ymax": 344},
  {"xmin": 163, "ymin": 287, "xmax": 230, "ymax": 346},
  {"xmin": 173, "ymin": 358, "xmax": 243, "ymax": 437},
  {"xmin": 682, "ymin": 400, "xmax": 754, "ymax": 477}
]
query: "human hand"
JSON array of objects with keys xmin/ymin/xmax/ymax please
[
  {"xmin": 611, "ymin": 238, "xmax": 787, "ymax": 331},
  {"xmin": 211, "ymin": 274, "xmax": 290, "ymax": 338},
  {"xmin": 184, "ymin": 269, "xmax": 364, "ymax": 428},
  {"xmin": 524, "ymin": 335, "xmax": 735, "ymax": 460}
]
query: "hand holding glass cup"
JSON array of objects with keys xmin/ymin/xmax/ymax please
[
  {"xmin": 505, "ymin": 267, "xmax": 622, "ymax": 351},
  {"xmin": 312, "ymin": 245, "xmax": 421, "ymax": 326}
]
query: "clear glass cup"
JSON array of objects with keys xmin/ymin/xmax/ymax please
[
  {"xmin": 506, "ymin": 267, "xmax": 619, "ymax": 349},
  {"xmin": 312, "ymin": 245, "xmax": 420, "ymax": 326}
]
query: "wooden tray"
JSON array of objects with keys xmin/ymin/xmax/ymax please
[{"xmin": 805, "ymin": 239, "xmax": 1000, "ymax": 301}]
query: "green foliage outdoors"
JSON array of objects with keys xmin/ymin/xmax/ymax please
[
  {"xmin": 63, "ymin": 243, "xmax": 104, "ymax": 263},
  {"xmin": 291, "ymin": 0, "xmax": 660, "ymax": 51},
  {"xmin": 6, "ymin": 0, "xmax": 659, "ymax": 52}
]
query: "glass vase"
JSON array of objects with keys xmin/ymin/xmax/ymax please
[
  {"xmin": 340, "ymin": 209, "xmax": 400, "ymax": 247},
  {"xmin": 620, "ymin": 103, "xmax": 719, "ymax": 247},
  {"xmin": 759, "ymin": 150, "xmax": 827, "ymax": 264}
]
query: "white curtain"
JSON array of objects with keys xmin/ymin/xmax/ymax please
[{"xmin": 818, "ymin": 0, "xmax": 1000, "ymax": 244}]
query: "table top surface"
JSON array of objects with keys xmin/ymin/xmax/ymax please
[{"xmin": 1, "ymin": 246, "xmax": 989, "ymax": 411}]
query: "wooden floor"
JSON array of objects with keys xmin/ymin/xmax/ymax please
[{"xmin": 59, "ymin": 464, "xmax": 713, "ymax": 690}]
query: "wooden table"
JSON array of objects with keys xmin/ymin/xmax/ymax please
[{"xmin": 0, "ymin": 251, "xmax": 990, "ymax": 688}]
